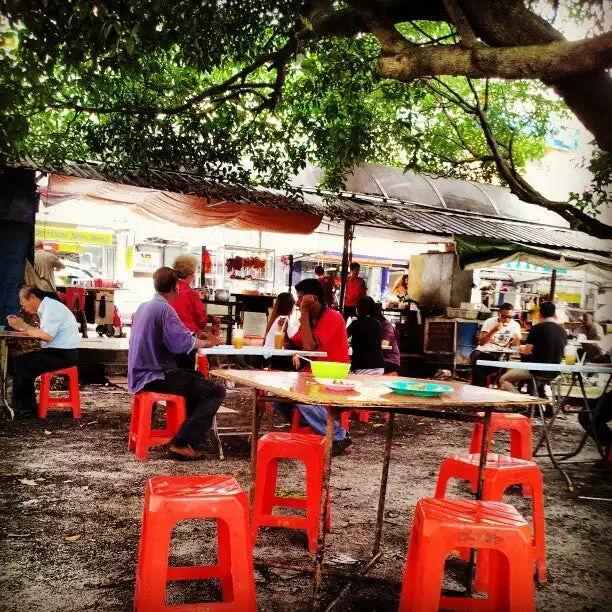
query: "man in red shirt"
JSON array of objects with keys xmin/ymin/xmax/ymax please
[
  {"xmin": 343, "ymin": 262, "xmax": 367, "ymax": 319},
  {"xmin": 315, "ymin": 265, "xmax": 335, "ymax": 308},
  {"xmin": 276, "ymin": 278, "xmax": 353, "ymax": 455}
]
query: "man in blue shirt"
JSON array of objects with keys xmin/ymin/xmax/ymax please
[
  {"xmin": 128, "ymin": 267, "xmax": 225, "ymax": 460},
  {"xmin": 7, "ymin": 286, "xmax": 81, "ymax": 418}
]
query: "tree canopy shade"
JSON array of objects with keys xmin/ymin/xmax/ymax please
[{"xmin": 1, "ymin": 0, "xmax": 611, "ymax": 236}]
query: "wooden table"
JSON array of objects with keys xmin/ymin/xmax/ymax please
[
  {"xmin": 210, "ymin": 369, "xmax": 544, "ymax": 610},
  {"xmin": 0, "ymin": 331, "xmax": 31, "ymax": 419},
  {"xmin": 477, "ymin": 359, "xmax": 612, "ymax": 495}
]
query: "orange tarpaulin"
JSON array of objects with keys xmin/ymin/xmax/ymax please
[{"xmin": 47, "ymin": 174, "xmax": 322, "ymax": 234}]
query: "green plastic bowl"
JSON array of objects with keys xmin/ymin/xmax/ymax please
[{"xmin": 310, "ymin": 361, "xmax": 351, "ymax": 380}]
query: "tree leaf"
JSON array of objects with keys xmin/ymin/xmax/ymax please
[
  {"xmin": 18, "ymin": 478, "xmax": 38, "ymax": 486},
  {"xmin": 64, "ymin": 534, "xmax": 82, "ymax": 542}
]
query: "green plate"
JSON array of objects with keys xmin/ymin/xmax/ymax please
[{"xmin": 383, "ymin": 381, "xmax": 453, "ymax": 397}]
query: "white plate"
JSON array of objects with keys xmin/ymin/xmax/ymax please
[{"xmin": 314, "ymin": 378, "xmax": 358, "ymax": 391}]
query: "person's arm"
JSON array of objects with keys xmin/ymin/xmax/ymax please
[
  {"xmin": 519, "ymin": 328, "xmax": 535, "ymax": 355},
  {"xmin": 478, "ymin": 320, "xmax": 501, "ymax": 346},
  {"xmin": 162, "ymin": 308, "xmax": 198, "ymax": 354},
  {"xmin": 6, "ymin": 315, "xmax": 53, "ymax": 342},
  {"xmin": 297, "ymin": 296, "xmax": 319, "ymax": 351},
  {"xmin": 346, "ymin": 321, "xmax": 355, "ymax": 340},
  {"xmin": 51, "ymin": 254, "xmax": 65, "ymax": 271}
]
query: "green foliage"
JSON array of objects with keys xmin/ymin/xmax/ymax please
[
  {"xmin": 0, "ymin": 0, "xmax": 598, "ymax": 200},
  {"xmin": 569, "ymin": 149, "xmax": 612, "ymax": 216}
]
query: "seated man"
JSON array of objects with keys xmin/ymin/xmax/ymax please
[
  {"xmin": 575, "ymin": 313, "xmax": 605, "ymax": 362},
  {"xmin": 470, "ymin": 302, "xmax": 521, "ymax": 387},
  {"xmin": 276, "ymin": 278, "xmax": 352, "ymax": 455},
  {"xmin": 8, "ymin": 285, "xmax": 80, "ymax": 418},
  {"xmin": 128, "ymin": 267, "xmax": 225, "ymax": 460},
  {"xmin": 578, "ymin": 349, "xmax": 612, "ymax": 459},
  {"xmin": 501, "ymin": 301, "xmax": 567, "ymax": 394}
]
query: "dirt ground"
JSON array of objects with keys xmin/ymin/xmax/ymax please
[{"xmin": 0, "ymin": 383, "xmax": 611, "ymax": 612}]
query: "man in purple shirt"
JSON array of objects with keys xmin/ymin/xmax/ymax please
[{"xmin": 128, "ymin": 267, "xmax": 225, "ymax": 460}]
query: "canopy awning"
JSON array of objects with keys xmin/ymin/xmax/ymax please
[{"xmin": 455, "ymin": 236, "xmax": 612, "ymax": 281}]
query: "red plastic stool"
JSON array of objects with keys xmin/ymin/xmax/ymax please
[
  {"xmin": 434, "ymin": 453, "xmax": 546, "ymax": 587},
  {"xmin": 134, "ymin": 475, "xmax": 256, "ymax": 611},
  {"xmin": 196, "ymin": 352, "xmax": 209, "ymax": 376},
  {"xmin": 128, "ymin": 393, "xmax": 187, "ymax": 461},
  {"xmin": 290, "ymin": 406, "xmax": 350, "ymax": 433},
  {"xmin": 357, "ymin": 372, "xmax": 398, "ymax": 423},
  {"xmin": 469, "ymin": 412, "xmax": 533, "ymax": 497},
  {"xmin": 38, "ymin": 367, "xmax": 81, "ymax": 419},
  {"xmin": 252, "ymin": 432, "xmax": 331, "ymax": 553},
  {"xmin": 399, "ymin": 498, "xmax": 534, "ymax": 611},
  {"xmin": 469, "ymin": 412, "xmax": 533, "ymax": 459}
]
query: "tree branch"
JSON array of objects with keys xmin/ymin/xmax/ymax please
[
  {"xmin": 441, "ymin": 0, "xmax": 478, "ymax": 48},
  {"xmin": 378, "ymin": 31, "xmax": 612, "ymax": 81}
]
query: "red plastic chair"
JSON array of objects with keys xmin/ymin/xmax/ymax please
[
  {"xmin": 434, "ymin": 453, "xmax": 547, "ymax": 588},
  {"xmin": 38, "ymin": 367, "xmax": 81, "ymax": 419},
  {"xmin": 399, "ymin": 498, "xmax": 535, "ymax": 611},
  {"xmin": 252, "ymin": 432, "xmax": 331, "ymax": 553},
  {"xmin": 128, "ymin": 393, "xmax": 187, "ymax": 461},
  {"xmin": 134, "ymin": 475, "xmax": 256, "ymax": 611}
]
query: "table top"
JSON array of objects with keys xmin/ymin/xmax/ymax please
[
  {"xmin": 198, "ymin": 346, "xmax": 326, "ymax": 358},
  {"xmin": 0, "ymin": 331, "xmax": 30, "ymax": 339},
  {"xmin": 210, "ymin": 370, "xmax": 546, "ymax": 412},
  {"xmin": 476, "ymin": 359, "xmax": 612, "ymax": 374}
]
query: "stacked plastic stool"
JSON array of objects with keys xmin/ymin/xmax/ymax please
[
  {"xmin": 399, "ymin": 498, "xmax": 535, "ymax": 612},
  {"xmin": 38, "ymin": 366, "xmax": 81, "ymax": 419},
  {"xmin": 252, "ymin": 432, "xmax": 331, "ymax": 553},
  {"xmin": 434, "ymin": 452, "xmax": 546, "ymax": 587},
  {"xmin": 128, "ymin": 392, "xmax": 187, "ymax": 461},
  {"xmin": 134, "ymin": 475, "xmax": 256, "ymax": 611},
  {"xmin": 469, "ymin": 411, "xmax": 534, "ymax": 496},
  {"xmin": 469, "ymin": 412, "xmax": 533, "ymax": 459}
]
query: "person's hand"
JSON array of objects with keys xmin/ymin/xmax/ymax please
[
  {"xmin": 292, "ymin": 355, "xmax": 301, "ymax": 370},
  {"xmin": 299, "ymin": 294, "xmax": 318, "ymax": 314},
  {"xmin": 201, "ymin": 332, "xmax": 222, "ymax": 347},
  {"xmin": 492, "ymin": 320, "xmax": 504, "ymax": 333},
  {"xmin": 6, "ymin": 315, "xmax": 26, "ymax": 331}
]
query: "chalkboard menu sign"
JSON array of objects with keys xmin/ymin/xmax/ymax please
[{"xmin": 424, "ymin": 321, "xmax": 455, "ymax": 354}]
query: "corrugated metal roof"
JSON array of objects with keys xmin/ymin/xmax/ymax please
[{"xmin": 356, "ymin": 205, "xmax": 612, "ymax": 255}]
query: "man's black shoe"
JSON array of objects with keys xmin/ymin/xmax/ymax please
[{"xmin": 332, "ymin": 435, "xmax": 353, "ymax": 456}]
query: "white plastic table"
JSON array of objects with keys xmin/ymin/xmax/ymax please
[
  {"xmin": 197, "ymin": 345, "xmax": 326, "ymax": 359},
  {"xmin": 476, "ymin": 359, "xmax": 612, "ymax": 494}
]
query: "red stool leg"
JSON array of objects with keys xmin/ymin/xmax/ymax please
[
  {"xmin": 340, "ymin": 411, "xmax": 350, "ymax": 431},
  {"xmin": 305, "ymin": 449, "xmax": 324, "ymax": 553},
  {"xmin": 128, "ymin": 395, "xmax": 140, "ymax": 451},
  {"xmin": 134, "ymin": 396, "xmax": 153, "ymax": 461},
  {"xmin": 469, "ymin": 422, "xmax": 483, "ymax": 454},
  {"xmin": 134, "ymin": 514, "xmax": 173, "ymax": 610},
  {"xmin": 68, "ymin": 369, "xmax": 81, "ymax": 418},
  {"xmin": 217, "ymin": 518, "xmax": 234, "ymax": 602},
  {"xmin": 38, "ymin": 373, "xmax": 51, "ymax": 418},
  {"xmin": 358, "ymin": 410, "xmax": 370, "ymax": 423}
]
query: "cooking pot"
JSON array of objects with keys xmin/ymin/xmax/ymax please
[{"xmin": 214, "ymin": 289, "xmax": 230, "ymax": 302}]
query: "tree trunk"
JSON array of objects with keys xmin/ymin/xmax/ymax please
[{"xmin": 461, "ymin": 0, "xmax": 612, "ymax": 153}]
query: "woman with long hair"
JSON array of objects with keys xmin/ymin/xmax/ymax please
[
  {"xmin": 264, "ymin": 292, "xmax": 296, "ymax": 348},
  {"xmin": 347, "ymin": 296, "xmax": 385, "ymax": 375},
  {"xmin": 391, "ymin": 274, "xmax": 409, "ymax": 299}
]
